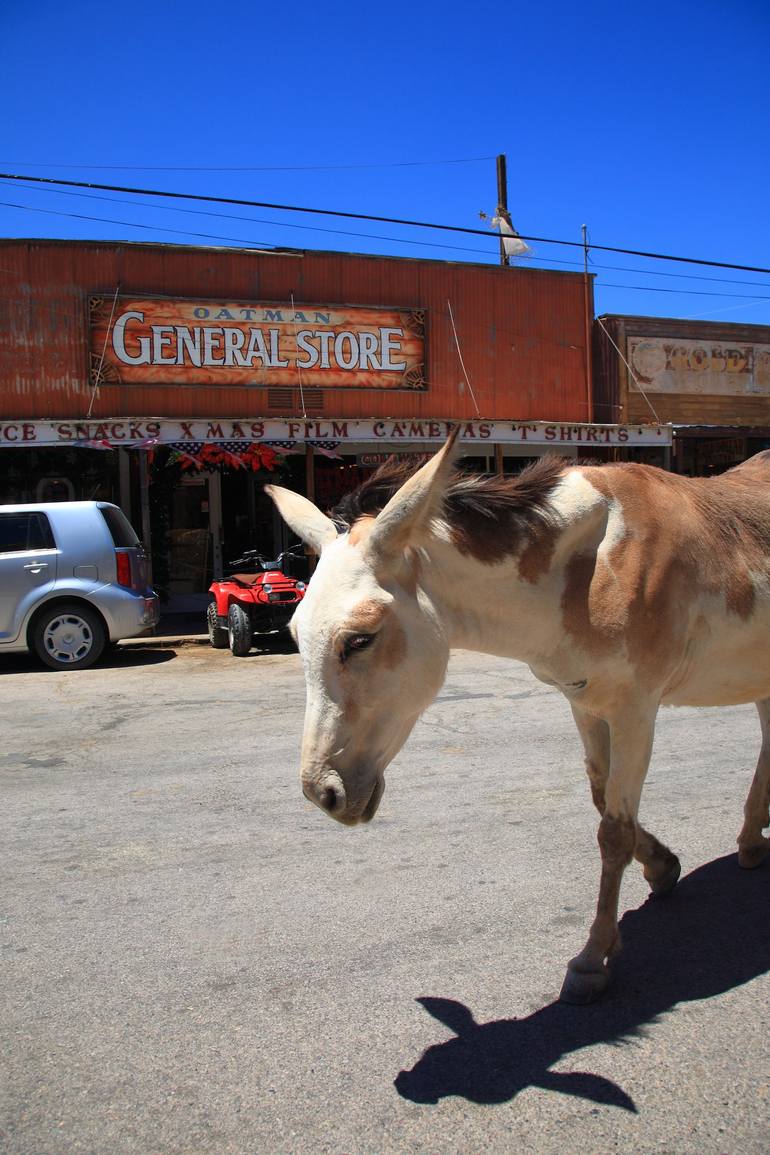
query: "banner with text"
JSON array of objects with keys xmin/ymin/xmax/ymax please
[{"xmin": 0, "ymin": 419, "xmax": 672, "ymax": 448}]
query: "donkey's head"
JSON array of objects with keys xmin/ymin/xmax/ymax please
[{"xmin": 266, "ymin": 430, "xmax": 460, "ymax": 825}]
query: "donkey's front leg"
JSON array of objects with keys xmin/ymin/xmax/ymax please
[
  {"xmin": 571, "ymin": 705, "xmax": 680, "ymax": 895},
  {"xmin": 560, "ymin": 701, "xmax": 657, "ymax": 1004}
]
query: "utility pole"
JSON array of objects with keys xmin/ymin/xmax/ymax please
[
  {"xmin": 496, "ymin": 154, "xmax": 509, "ymax": 267},
  {"xmin": 581, "ymin": 224, "xmax": 594, "ymax": 423},
  {"xmin": 496, "ymin": 153, "xmax": 509, "ymax": 474}
]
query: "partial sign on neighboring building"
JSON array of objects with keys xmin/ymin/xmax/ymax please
[
  {"xmin": 628, "ymin": 337, "xmax": 770, "ymax": 396},
  {"xmin": 90, "ymin": 298, "xmax": 426, "ymax": 390},
  {"xmin": 357, "ymin": 452, "xmax": 426, "ymax": 467}
]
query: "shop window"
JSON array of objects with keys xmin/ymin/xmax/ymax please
[
  {"xmin": 0, "ymin": 449, "xmax": 118, "ymax": 505},
  {"xmin": 221, "ymin": 470, "xmax": 277, "ymax": 569},
  {"xmin": 314, "ymin": 459, "xmax": 370, "ymax": 509},
  {"xmin": 36, "ymin": 476, "xmax": 75, "ymax": 502},
  {"xmin": 694, "ymin": 438, "xmax": 746, "ymax": 476}
]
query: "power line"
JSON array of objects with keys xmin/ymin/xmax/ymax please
[
  {"xmin": 0, "ymin": 201, "xmax": 276, "ymax": 249},
  {"xmin": 3, "ymin": 189, "xmax": 770, "ymax": 319},
  {"xmin": 5, "ymin": 182, "xmax": 508, "ymax": 259},
  {"xmin": 5, "ymin": 196, "xmax": 770, "ymax": 309},
  {"xmin": 2, "ymin": 170, "xmax": 770, "ymax": 277},
  {"xmin": 13, "ymin": 179, "xmax": 770, "ymax": 293},
  {"xmin": 0, "ymin": 156, "xmax": 495, "ymax": 174},
  {"xmin": 599, "ymin": 282, "xmax": 770, "ymax": 300},
  {"xmin": 588, "ymin": 260, "xmax": 770, "ymax": 290},
  {"xmin": 11, "ymin": 181, "xmax": 770, "ymax": 290}
]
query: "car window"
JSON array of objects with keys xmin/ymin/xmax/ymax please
[
  {"xmin": 0, "ymin": 512, "xmax": 56, "ymax": 553},
  {"xmin": 99, "ymin": 505, "xmax": 140, "ymax": 547}
]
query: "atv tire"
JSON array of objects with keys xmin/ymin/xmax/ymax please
[
  {"xmin": 227, "ymin": 603, "xmax": 253, "ymax": 656},
  {"xmin": 207, "ymin": 601, "xmax": 228, "ymax": 649}
]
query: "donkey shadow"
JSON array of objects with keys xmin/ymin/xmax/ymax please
[{"xmin": 394, "ymin": 854, "xmax": 769, "ymax": 1113}]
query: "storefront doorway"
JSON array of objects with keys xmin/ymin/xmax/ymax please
[{"xmin": 166, "ymin": 473, "xmax": 222, "ymax": 612}]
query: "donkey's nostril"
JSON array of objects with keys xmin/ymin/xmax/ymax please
[{"xmin": 320, "ymin": 785, "xmax": 339, "ymax": 812}]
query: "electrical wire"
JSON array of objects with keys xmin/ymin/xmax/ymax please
[
  {"xmin": 5, "ymin": 182, "xmax": 511, "ymax": 259},
  {"xmin": 7, "ymin": 184, "xmax": 770, "ymax": 302},
  {"xmin": 2, "ymin": 170, "xmax": 770, "ymax": 277},
  {"xmin": 3, "ymin": 193, "xmax": 770, "ymax": 322},
  {"xmin": 599, "ymin": 282, "xmax": 770, "ymax": 300},
  {"xmin": 11, "ymin": 181, "xmax": 770, "ymax": 291},
  {"xmin": 0, "ymin": 200, "xmax": 276, "ymax": 249},
  {"xmin": 588, "ymin": 262, "xmax": 770, "ymax": 290},
  {"xmin": 3, "ymin": 200, "xmax": 770, "ymax": 308},
  {"xmin": 0, "ymin": 156, "xmax": 495, "ymax": 173},
  {"xmin": 6, "ymin": 202, "xmax": 770, "ymax": 311}
]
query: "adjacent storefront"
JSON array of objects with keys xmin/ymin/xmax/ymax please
[{"xmin": 593, "ymin": 315, "xmax": 770, "ymax": 474}]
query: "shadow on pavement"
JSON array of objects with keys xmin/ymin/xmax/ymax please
[
  {"xmin": 100, "ymin": 646, "xmax": 177, "ymax": 669},
  {"xmin": 252, "ymin": 632, "xmax": 298, "ymax": 655},
  {"xmin": 0, "ymin": 646, "xmax": 176, "ymax": 675},
  {"xmin": 395, "ymin": 854, "xmax": 769, "ymax": 1113}
]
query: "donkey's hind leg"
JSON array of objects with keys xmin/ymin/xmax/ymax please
[
  {"xmin": 737, "ymin": 698, "xmax": 770, "ymax": 869},
  {"xmin": 571, "ymin": 706, "xmax": 680, "ymax": 896}
]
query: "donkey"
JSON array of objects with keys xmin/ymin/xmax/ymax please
[{"xmin": 266, "ymin": 429, "xmax": 770, "ymax": 1002}]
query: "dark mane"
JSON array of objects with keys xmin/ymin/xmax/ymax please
[{"xmin": 330, "ymin": 455, "xmax": 570, "ymax": 561}]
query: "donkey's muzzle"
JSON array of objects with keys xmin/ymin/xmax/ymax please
[
  {"xmin": 302, "ymin": 769, "xmax": 384, "ymax": 825},
  {"xmin": 303, "ymin": 773, "xmax": 347, "ymax": 818}
]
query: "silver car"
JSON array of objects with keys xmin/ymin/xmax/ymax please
[{"xmin": 0, "ymin": 501, "xmax": 159, "ymax": 670}]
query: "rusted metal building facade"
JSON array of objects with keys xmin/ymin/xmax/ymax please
[
  {"xmin": 0, "ymin": 239, "xmax": 665, "ymax": 607},
  {"xmin": 594, "ymin": 314, "xmax": 770, "ymax": 475}
]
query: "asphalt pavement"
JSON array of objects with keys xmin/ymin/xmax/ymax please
[{"xmin": 1, "ymin": 643, "xmax": 768, "ymax": 1154}]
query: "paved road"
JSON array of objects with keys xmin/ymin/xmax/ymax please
[{"xmin": 1, "ymin": 642, "xmax": 768, "ymax": 1154}]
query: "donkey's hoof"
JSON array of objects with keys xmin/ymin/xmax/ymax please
[
  {"xmin": 738, "ymin": 839, "xmax": 769, "ymax": 869},
  {"xmin": 650, "ymin": 855, "xmax": 681, "ymax": 897},
  {"xmin": 559, "ymin": 964, "xmax": 610, "ymax": 1005}
]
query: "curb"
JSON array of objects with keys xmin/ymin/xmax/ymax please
[{"xmin": 119, "ymin": 634, "xmax": 210, "ymax": 650}]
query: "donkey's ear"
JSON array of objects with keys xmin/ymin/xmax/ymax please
[
  {"xmin": 366, "ymin": 426, "xmax": 461, "ymax": 562},
  {"xmin": 264, "ymin": 485, "xmax": 338, "ymax": 554},
  {"xmin": 417, "ymin": 997, "xmax": 477, "ymax": 1039}
]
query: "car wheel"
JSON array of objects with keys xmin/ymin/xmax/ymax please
[
  {"xmin": 227, "ymin": 603, "xmax": 253, "ymax": 656},
  {"xmin": 32, "ymin": 603, "xmax": 107, "ymax": 671},
  {"xmin": 207, "ymin": 601, "xmax": 228, "ymax": 649}
]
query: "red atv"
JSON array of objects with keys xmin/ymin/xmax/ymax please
[{"xmin": 207, "ymin": 545, "xmax": 307, "ymax": 655}]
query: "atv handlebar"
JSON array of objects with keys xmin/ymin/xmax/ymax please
[{"xmin": 227, "ymin": 544, "xmax": 305, "ymax": 571}]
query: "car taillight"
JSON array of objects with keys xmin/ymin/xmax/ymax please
[{"xmin": 116, "ymin": 550, "xmax": 132, "ymax": 587}]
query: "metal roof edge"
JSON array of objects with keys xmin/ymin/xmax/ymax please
[
  {"xmin": 597, "ymin": 312, "xmax": 770, "ymax": 334},
  {"xmin": 0, "ymin": 236, "xmax": 589, "ymax": 278}
]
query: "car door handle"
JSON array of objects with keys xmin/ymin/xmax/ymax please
[{"xmin": 23, "ymin": 562, "xmax": 49, "ymax": 573}]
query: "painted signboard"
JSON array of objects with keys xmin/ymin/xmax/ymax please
[
  {"xmin": 0, "ymin": 418, "xmax": 672, "ymax": 448},
  {"xmin": 628, "ymin": 336, "xmax": 770, "ymax": 396},
  {"xmin": 90, "ymin": 297, "xmax": 426, "ymax": 390}
]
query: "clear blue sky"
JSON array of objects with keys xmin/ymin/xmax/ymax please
[{"xmin": 2, "ymin": 0, "xmax": 769, "ymax": 324}]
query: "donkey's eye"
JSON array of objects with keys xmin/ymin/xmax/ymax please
[{"xmin": 342, "ymin": 633, "xmax": 375, "ymax": 660}]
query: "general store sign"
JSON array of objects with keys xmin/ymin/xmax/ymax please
[
  {"xmin": 90, "ymin": 297, "xmax": 426, "ymax": 390},
  {"xmin": 0, "ymin": 418, "xmax": 672, "ymax": 447},
  {"xmin": 628, "ymin": 336, "xmax": 770, "ymax": 396}
]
